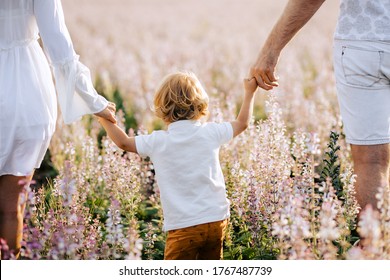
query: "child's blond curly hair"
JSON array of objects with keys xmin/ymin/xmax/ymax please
[{"xmin": 153, "ymin": 71, "xmax": 209, "ymax": 123}]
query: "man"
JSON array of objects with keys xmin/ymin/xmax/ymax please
[{"xmin": 251, "ymin": 0, "xmax": 390, "ymax": 212}]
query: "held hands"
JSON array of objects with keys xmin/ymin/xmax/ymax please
[
  {"xmin": 243, "ymin": 77, "xmax": 258, "ymax": 94},
  {"xmin": 250, "ymin": 49, "xmax": 280, "ymax": 91},
  {"xmin": 94, "ymin": 102, "xmax": 117, "ymax": 123}
]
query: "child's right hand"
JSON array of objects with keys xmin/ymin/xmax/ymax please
[{"xmin": 244, "ymin": 77, "xmax": 258, "ymax": 94}]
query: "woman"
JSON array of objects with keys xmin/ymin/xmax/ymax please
[{"xmin": 0, "ymin": 0, "xmax": 116, "ymax": 257}]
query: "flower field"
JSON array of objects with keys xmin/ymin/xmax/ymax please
[{"xmin": 2, "ymin": 0, "xmax": 389, "ymax": 260}]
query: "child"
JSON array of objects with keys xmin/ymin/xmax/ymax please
[{"xmin": 98, "ymin": 71, "xmax": 257, "ymax": 260}]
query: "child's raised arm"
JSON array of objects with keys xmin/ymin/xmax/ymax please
[
  {"xmin": 230, "ymin": 77, "xmax": 258, "ymax": 137},
  {"xmin": 98, "ymin": 118, "xmax": 137, "ymax": 154}
]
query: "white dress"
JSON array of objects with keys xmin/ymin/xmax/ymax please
[{"xmin": 0, "ymin": 0, "xmax": 108, "ymax": 176}]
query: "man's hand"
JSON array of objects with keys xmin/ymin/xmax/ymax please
[
  {"xmin": 250, "ymin": 49, "xmax": 280, "ymax": 91},
  {"xmin": 250, "ymin": 0, "xmax": 325, "ymax": 91}
]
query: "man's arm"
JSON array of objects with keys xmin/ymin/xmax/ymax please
[
  {"xmin": 251, "ymin": 0, "xmax": 326, "ymax": 90},
  {"xmin": 98, "ymin": 118, "xmax": 137, "ymax": 153}
]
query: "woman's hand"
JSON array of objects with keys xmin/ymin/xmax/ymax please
[{"xmin": 94, "ymin": 102, "xmax": 117, "ymax": 123}]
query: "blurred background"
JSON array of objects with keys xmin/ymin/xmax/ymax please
[{"xmin": 61, "ymin": 0, "xmax": 340, "ymax": 131}]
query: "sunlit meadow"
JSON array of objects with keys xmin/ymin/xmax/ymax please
[{"xmin": 1, "ymin": 0, "xmax": 389, "ymax": 260}]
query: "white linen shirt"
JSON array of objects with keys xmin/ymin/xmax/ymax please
[{"xmin": 135, "ymin": 120, "xmax": 233, "ymax": 231}]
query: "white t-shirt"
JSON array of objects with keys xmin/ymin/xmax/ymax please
[
  {"xmin": 335, "ymin": 0, "xmax": 390, "ymax": 41},
  {"xmin": 135, "ymin": 120, "xmax": 233, "ymax": 231}
]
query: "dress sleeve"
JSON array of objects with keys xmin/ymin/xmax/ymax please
[{"xmin": 33, "ymin": 0, "xmax": 108, "ymax": 124}]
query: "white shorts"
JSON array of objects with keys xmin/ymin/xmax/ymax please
[{"xmin": 333, "ymin": 39, "xmax": 390, "ymax": 145}]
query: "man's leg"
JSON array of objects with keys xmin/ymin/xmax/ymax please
[
  {"xmin": 333, "ymin": 39, "xmax": 390, "ymax": 212},
  {"xmin": 350, "ymin": 144, "xmax": 390, "ymax": 211}
]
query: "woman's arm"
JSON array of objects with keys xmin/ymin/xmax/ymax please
[
  {"xmin": 33, "ymin": 0, "xmax": 74, "ymax": 64},
  {"xmin": 98, "ymin": 118, "xmax": 137, "ymax": 153},
  {"xmin": 34, "ymin": 0, "xmax": 115, "ymax": 124},
  {"xmin": 230, "ymin": 78, "xmax": 258, "ymax": 137}
]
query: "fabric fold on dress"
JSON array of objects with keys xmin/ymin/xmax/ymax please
[{"xmin": 52, "ymin": 55, "xmax": 108, "ymax": 124}]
